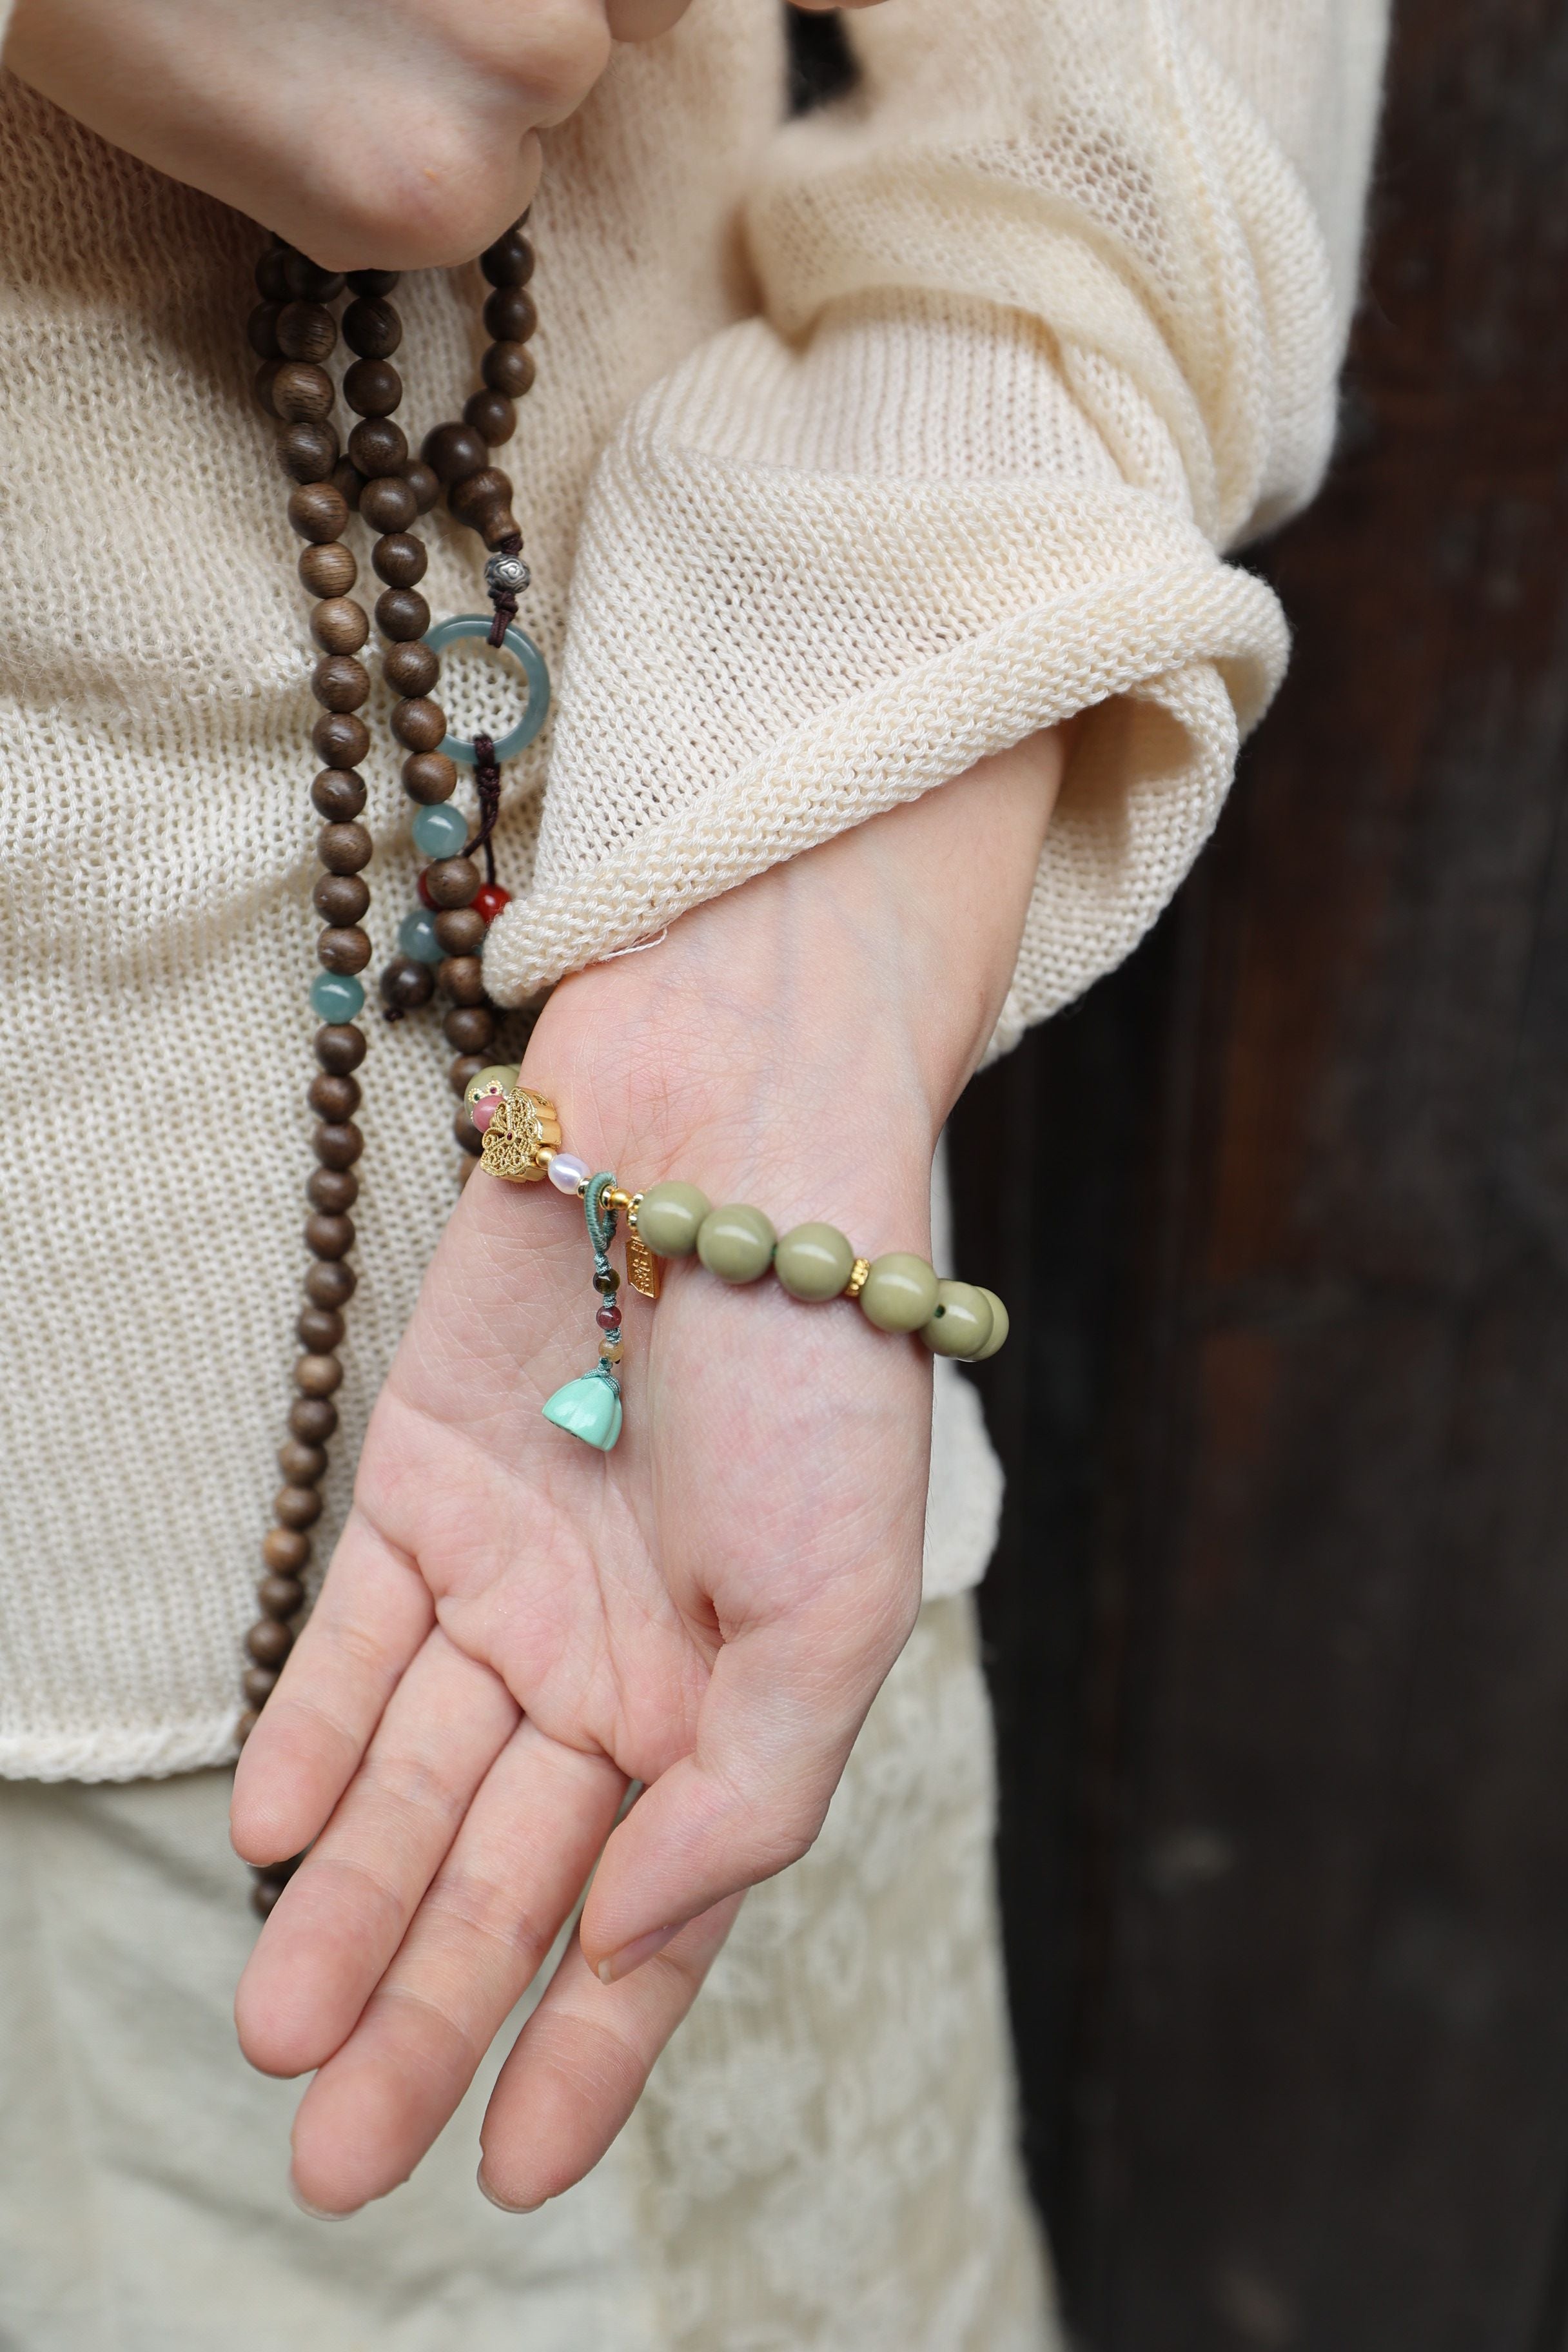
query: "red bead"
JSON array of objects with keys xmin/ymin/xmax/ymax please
[
  {"xmin": 417, "ymin": 867, "xmax": 435, "ymax": 908},
  {"xmin": 596, "ymin": 1303, "xmax": 621, "ymax": 1331},
  {"xmin": 471, "ymin": 1095, "xmax": 500, "ymax": 1133},
  {"xmin": 473, "ymin": 883, "xmax": 511, "ymax": 925}
]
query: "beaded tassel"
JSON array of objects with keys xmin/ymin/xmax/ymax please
[{"xmin": 542, "ymin": 1173, "xmax": 625, "ymax": 1451}]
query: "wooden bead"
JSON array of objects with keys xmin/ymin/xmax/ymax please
[
  {"xmin": 311, "ymin": 655, "xmax": 369, "ymax": 713},
  {"xmin": 479, "ymin": 507, "xmax": 520, "ymax": 551},
  {"xmin": 304, "ymin": 1211, "xmax": 355, "ymax": 1260},
  {"xmin": 380, "ymin": 954, "xmax": 435, "ymax": 1013},
  {"xmin": 277, "ymin": 1438, "xmax": 327, "ymax": 1485},
  {"xmin": 289, "ymin": 1394, "xmax": 338, "ymax": 1442},
  {"xmin": 384, "ymin": 638, "xmax": 436, "ymax": 694},
  {"xmin": 448, "ymin": 466, "xmax": 513, "ymax": 523},
  {"xmin": 262, "ymin": 1524, "xmax": 310, "ymax": 1573},
  {"xmin": 444, "ymin": 1002, "xmax": 495, "ymax": 1053},
  {"xmin": 482, "ymin": 342, "xmax": 535, "ymax": 399},
  {"xmin": 304, "ymin": 1258, "xmax": 356, "ymax": 1308},
  {"xmin": 347, "ymin": 267, "xmax": 400, "ymax": 296},
  {"xmin": 314, "ymin": 1021, "xmax": 366, "ymax": 1074},
  {"xmin": 373, "ymin": 532, "xmax": 427, "ymax": 589},
  {"xmin": 464, "ymin": 389, "xmax": 517, "ymax": 446},
  {"xmin": 247, "ymin": 300, "xmax": 282, "ymax": 358},
  {"xmin": 299, "ymin": 540, "xmax": 357, "ymax": 598},
  {"xmin": 254, "ymin": 247, "xmax": 290, "ymax": 303},
  {"xmin": 273, "ymin": 360, "xmax": 335, "ymax": 422},
  {"xmin": 248, "ymin": 1616, "xmax": 294, "ymax": 1668},
  {"xmin": 481, "ymin": 228, "xmax": 534, "ymax": 287},
  {"xmin": 312, "ymin": 871, "xmax": 369, "ymax": 925},
  {"xmin": 278, "ymin": 419, "xmax": 337, "ymax": 484},
  {"xmin": 449, "ymin": 1052, "xmax": 487, "ymax": 1097},
  {"xmin": 360, "ymin": 474, "xmax": 418, "ymax": 533},
  {"xmin": 317, "ymin": 928, "xmax": 371, "ymax": 978},
  {"xmin": 484, "ymin": 286, "xmax": 537, "ymax": 344},
  {"xmin": 297, "ymin": 1304, "xmax": 345, "ymax": 1353},
  {"xmin": 317, "ymin": 821, "xmax": 372, "ymax": 873},
  {"xmin": 283, "ymin": 255, "xmax": 345, "ymax": 302},
  {"xmin": 295, "ymin": 1352, "xmax": 344, "ymax": 1397},
  {"xmin": 331, "ymin": 458, "xmax": 363, "ymax": 511},
  {"xmin": 308, "ymin": 1069, "xmax": 361, "ymax": 1119},
  {"xmin": 348, "ymin": 415, "xmax": 407, "ymax": 476},
  {"xmin": 310, "ymin": 768, "xmax": 366, "ymax": 821},
  {"xmin": 392, "ymin": 696, "xmax": 446, "ymax": 752},
  {"xmin": 288, "ymin": 481, "xmax": 349, "ymax": 543},
  {"xmin": 402, "ymin": 459, "xmax": 440, "ymax": 514},
  {"xmin": 376, "ymin": 588, "xmax": 431, "ymax": 642},
  {"xmin": 275, "ymin": 301, "xmax": 337, "ymax": 362},
  {"xmin": 253, "ymin": 360, "xmax": 283, "ymax": 416},
  {"xmin": 454, "ymin": 1105, "xmax": 484, "ymax": 1156},
  {"xmin": 438, "ymin": 954, "xmax": 485, "ymax": 1005},
  {"xmin": 311, "ymin": 710, "xmax": 370, "ymax": 768},
  {"xmin": 306, "ymin": 1166, "xmax": 358, "ymax": 1215},
  {"xmin": 258, "ymin": 1573, "xmax": 306, "ymax": 1620},
  {"xmin": 275, "ymin": 1483, "xmax": 324, "ymax": 1531},
  {"xmin": 313, "ymin": 1119, "xmax": 364, "ymax": 1169},
  {"xmin": 403, "ymin": 751, "xmax": 457, "ymax": 803},
  {"xmin": 425, "ymin": 855, "xmax": 480, "ymax": 909},
  {"xmin": 344, "ymin": 357, "xmax": 402, "ymax": 416},
  {"xmin": 422, "ymin": 421, "xmax": 487, "ymax": 484},
  {"xmin": 344, "ymin": 295, "xmax": 402, "ymax": 358},
  {"xmin": 434, "ymin": 905, "xmax": 485, "ymax": 954},
  {"xmin": 310, "ymin": 597, "xmax": 370, "ymax": 655},
  {"xmin": 242, "ymin": 1664, "xmax": 281, "ymax": 1707}
]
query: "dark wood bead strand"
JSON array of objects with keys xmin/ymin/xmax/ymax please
[{"xmin": 241, "ymin": 222, "xmax": 543, "ymax": 1908}]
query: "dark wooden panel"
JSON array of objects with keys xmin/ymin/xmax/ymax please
[{"xmin": 961, "ymin": 0, "xmax": 1568, "ymax": 2341}]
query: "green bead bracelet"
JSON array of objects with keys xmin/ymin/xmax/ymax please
[{"xmin": 466, "ymin": 1075, "xmax": 1009, "ymax": 1451}]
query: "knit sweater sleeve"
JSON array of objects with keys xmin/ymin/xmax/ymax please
[{"xmin": 483, "ymin": 0, "xmax": 1387, "ymax": 1051}]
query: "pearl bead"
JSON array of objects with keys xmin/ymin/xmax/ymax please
[
  {"xmin": 309, "ymin": 972, "xmax": 364, "ymax": 1022},
  {"xmin": 548, "ymin": 1152, "xmax": 589, "ymax": 1194},
  {"xmin": 398, "ymin": 907, "xmax": 444, "ymax": 964},
  {"xmin": 411, "ymin": 802, "xmax": 469, "ymax": 859}
]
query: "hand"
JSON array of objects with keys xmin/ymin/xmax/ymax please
[
  {"xmin": 3, "ymin": 0, "xmax": 885, "ymax": 273},
  {"xmin": 231, "ymin": 733, "xmax": 1061, "ymax": 2216}
]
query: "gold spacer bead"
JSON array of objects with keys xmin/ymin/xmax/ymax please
[
  {"xmin": 844, "ymin": 1257, "xmax": 871, "ymax": 1300},
  {"xmin": 604, "ymin": 1186, "xmax": 634, "ymax": 1213}
]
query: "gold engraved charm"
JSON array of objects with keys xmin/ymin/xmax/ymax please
[
  {"xmin": 480, "ymin": 1088, "xmax": 563, "ymax": 1184},
  {"xmin": 625, "ymin": 1231, "xmax": 662, "ymax": 1300}
]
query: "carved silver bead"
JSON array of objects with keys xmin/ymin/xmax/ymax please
[{"xmin": 484, "ymin": 551, "xmax": 531, "ymax": 596}]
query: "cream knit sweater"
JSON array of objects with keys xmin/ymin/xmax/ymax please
[{"xmin": 0, "ymin": 0, "xmax": 1384, "ymax": 1781}]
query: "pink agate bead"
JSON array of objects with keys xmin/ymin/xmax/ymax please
[
  {"xmin": 471, "ymin": 1095, "xmax": 500, "ymax": 1134},
  {"xmin": 548, "ymin": 1152, "xmax": 590, "ymax": 1194},
  {"xmin": 596, "ymin": 1302, "xmax": 621, "ymax": 1331}
]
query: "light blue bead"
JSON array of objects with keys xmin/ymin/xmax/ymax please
[
  {"xmin": 309, "ymin": 972, "xmax": 364, "ymax": 1022},
  {"xmin": 422, "ymin": 614, "xmax": 551, "ymax": 767},
  {"xmin": 398, "ymin": 908, "xmax": 444, "ymax": 965},
  {"xmin": 412, "ymin": 803, "xmax": 469, "ymax": 859},
  {"xmin": 542, "ymin": 1373, "xmax": 623, "ymax": 1451}
]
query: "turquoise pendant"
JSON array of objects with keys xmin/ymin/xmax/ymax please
[{"xmin": 542, "ymin": 1372, "xmax": 623, "ymax": 1452}]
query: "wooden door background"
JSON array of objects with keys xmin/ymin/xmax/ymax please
[{"xmin": 948, "ymin": 1, "xmax": 1568, "ymax": 2344}]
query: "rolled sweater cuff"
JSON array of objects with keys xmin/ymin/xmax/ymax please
[{"xmin": 484, "ymin": 295, "xmax": 1289, "ymax": 1045}]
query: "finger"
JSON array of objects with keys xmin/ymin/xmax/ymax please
[
  {"xmin": 476, "ymin": 1896, "xmax": 743, "ymax": 2213},
  {"xmin": 580, "ymin": 1585, "xmax": 916, "ymax": 1980},
  {"xmin": 231, "ymin": 1505, "xmax": 434, "ymax": 1868},
  {"xmin": 604, "ymin": 0, "xmax": 693, "ymax": 37},
  {"xmin": 236, "ymin": 1628, "xmax": 519, "ymax": 2079},
  {"xmin": 287, "ymin": 1725, "xmax": 627, "ymax": 2216}
]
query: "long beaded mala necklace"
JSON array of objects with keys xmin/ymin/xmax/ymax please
[{"xmin": 239, "ymin": 222, "xmax": 548, "ymax": 1917}]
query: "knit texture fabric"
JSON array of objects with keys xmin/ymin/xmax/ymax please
[{"xmin": 0, "ymin": 0, "xmax": 1383, "ymax": 1781}]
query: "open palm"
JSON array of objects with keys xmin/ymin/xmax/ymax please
[{"xmin": 232, "ymin": 1006, "xmax": 933, "ymax": 2216}]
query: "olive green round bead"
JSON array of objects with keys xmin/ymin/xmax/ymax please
[
  {"xmin": 921, "ymin": 1280, "xmax": 995, "ymax": 1360},
  {"xmin": 635, "ymin": 1180, "xmax": 711, "ymax": 1257},
  {"xmin": 970, "ymin": 1288, "xmax": 1010, "ymax": 1361},
  {"xmin": 859, "ymin": 1252, "xmax": 939, "ymax": 1333},
  {"xmin": 696, "ymin": 1202, "xmax": 776, "ymax": 1285},
  {"xmin": 774, "ymin": 1221, "xmax": 856, "ymax": 1302},
  {"xmin": 462, "ymin": 1063, "xmax": 518, "ymax": 1109}
]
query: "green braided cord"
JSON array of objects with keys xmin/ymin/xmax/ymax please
[{"xmin": 585, "ymin": 1171, "xmax": 619, "ymax": 1259}]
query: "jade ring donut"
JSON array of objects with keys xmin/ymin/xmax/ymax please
[{"xmin": 423, "ymin": 613, "xmax": 551, "ymax": 767}]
